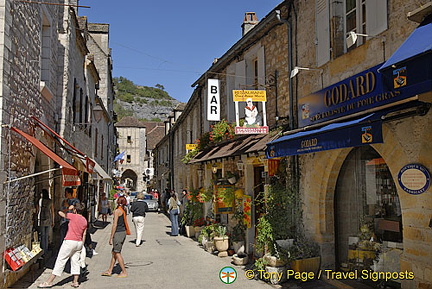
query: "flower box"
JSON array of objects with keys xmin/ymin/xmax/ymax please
[{"xmin": 290, "ymin": 256, "xmax": 321, "ymax": 274}]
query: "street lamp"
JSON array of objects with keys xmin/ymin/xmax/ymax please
[
  {"xmin": 93, "ymin": 104, "xmax": 104, "ymax": 123},
  {"xmin": 212, "ymin": 164, "xmax": 218, "ymax": 174},
  {"xmin": 290, "ymin": 66, "xmax": 324, "ymax": 88},
  {"xmin": 237, "ymin": 160, "xmax": 244, "ymax": 171},
  {"xmin": 290, "ymin": 66, "xmax": 323, "ymax": 78},
  {"xmin": 346, "ymin": 31, "xmax": 370, "ymax": 48}
]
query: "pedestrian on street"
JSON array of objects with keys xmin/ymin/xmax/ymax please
[
  {"xmin": 178, "ymin": 189, "xmax": 188, "ymax": 235},
  {"xmin": 101, "ymin": 196, "xmax": 130, "ymax": 278},
  {"xmin": 98, "ymin": 193, "xmax": 109, "ymax": 223},
  {"xmin": 37, "ymin": 203, "xmax": 87, "ymax": 288},
  {"xmin": 125, "ymin": 192, "xmax": 131, "ymax": 215},
  {"xmin": 168, "ymin": 191, "xmax": 180, "ymax": 236},
  {"xmin": 130, "ymin": 192, "xmax": 148, "ymax": 247},
  {"xmin": 161, "ymin": 188, "xmax": 170, "ymax": 213},
  {"xmin": 36, "ymin": 189, "xmax": 54, "ymax": 255},
  {"xmin": 59, "ymin": 188, "xmax": 80, "ymax": 242}
]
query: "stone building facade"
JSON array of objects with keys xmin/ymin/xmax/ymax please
[
  {"xmin": 0, "ymin": 1, "xmax": 115, "ymax": 286},
  {"xmin": 282, "ymin": 1, "xmax": 432, "ymax": 288},
  {"xmin": 115, "ymin": 117, "xmax": 147, "ymax": 192},
  {"xmin": 154, "ymin": 4, "xmax": 293, "ymax": 253},
  {"xmin": 154, "ymin": 1, "xmax": 432, "ymax": 288}
]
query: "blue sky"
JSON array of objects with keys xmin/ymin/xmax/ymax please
[{"xmin": 79, "ymin": 1, "xmax": 281, "ymax": 103}]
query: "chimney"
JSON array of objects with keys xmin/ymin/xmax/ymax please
[{"xmin": 242, "ymin": 12, "xmax": 259, "ymax": 36}]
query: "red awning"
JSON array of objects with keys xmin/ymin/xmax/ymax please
[
  {"xmin": 31, "ymin": 116, "xmax": 94, "ymax": 174},
  {"xmin": 10, "ymin": 127, "xmax": 81, "ymax": 186}
]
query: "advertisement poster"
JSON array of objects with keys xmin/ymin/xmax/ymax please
[
  {"xmin": 243, "ymin": 195, "xmax": 252, "ymax": 228},
  {"xmin": 233, "ymin": 90, "xmax": 268, "ymax": 134}
]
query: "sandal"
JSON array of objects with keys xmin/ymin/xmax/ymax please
[
  {"xmin": 101, "ymin": 271, "xmax": 112, "ymax": 277},
  {"xmin": 37, "ymin": 282, "xmax": 53, "ymax": 288},
  {"xmin": 71, "ymin": 283, "xmax": 79, "ymax": 288}
]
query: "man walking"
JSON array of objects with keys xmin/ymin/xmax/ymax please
[{"xmin": 130, "ymin": 192, "xmax": 148, "ymax": 246}]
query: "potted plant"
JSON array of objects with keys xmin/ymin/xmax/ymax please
[
  {"xmin": 230, "ymin": 205, "xmax": 246, "ymax": 253},
  {"xmin": 289, "ymin": 236, "xmax": 321, "ymax": 274},
  {"xmin": 199, "ymin": 223, "xmax": 218, "ymax": 252},
  {"xmin": 193, "ymin": 217, "xmax": 206, "ymax": 239},
  {"xmin": 213, "ymin": 225, "xmax": 229, "ymax": 257},
  {"xmin": 253, "ymin": 257, "xmax": 268, "ymax": 280},
  {"xmin": 255, "ymin": 216, "xmax": 274, "ymax": 257},
  {"xmin": 181, "ymin": 201, "xmax": 199, "ymax": 238},
  {"xmin": 232, "ymin": 252, "xmax": 248, "ymax": 265}
]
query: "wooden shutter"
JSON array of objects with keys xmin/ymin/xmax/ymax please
[
  {"xmin": 257, "ymin": 46, "xmax": 266, "ymax": 88},
  {"xmin": 235, "ymin": 60, "xmax": 246, "ymax": 89},
  {"xmin": 366, "ymin": 0, "xmax": 388, "ymax": 36},
  {"xmin": 316, "ymin": 0, "xmax": 330, "ymax": 67}
]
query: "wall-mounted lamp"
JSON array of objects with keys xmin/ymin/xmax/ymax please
[
  {"xmin": 237, "ymin": 160, "xmax": 244, "ymax": 171},
  {"xmin": 212, "ymin": 164, "xmax": 218, "ymax": 174},
  {"xmin": 93, "ymin": 104, "xmax": 104, "ymax": 123},
  {"xmin": 346, "ymin": 31, "xmax": 370, "ymax": 48},
  {"xmin": 290, "ymin": 66, "xmax": 323, "ymax": 78}
]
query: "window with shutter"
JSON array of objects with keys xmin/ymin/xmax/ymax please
[
  {"xmin": 257, "ymin": 46, "xmax": 266, "ymax": 88},
  {"xmin": 235, "ymin": 60, "xmax": 246, "ymax": 89},
  {"xmin": 328, "ymin": 0, "xmax": 387, "ymax": 58},
  {"xmin": 316, "ymin": 0, "xmax": 331, "ymax": 66}
]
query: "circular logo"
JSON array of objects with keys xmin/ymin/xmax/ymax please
[
  {"xmin": 219, "ymin": 266, "xmax": 237, "ymax": 284},
  {"xmin": 398, "ymin": 164, "xmax": 431, "ymax": 195}
]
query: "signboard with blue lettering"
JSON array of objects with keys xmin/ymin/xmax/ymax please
[
  {"xmin": 297, "ymin": 62, "xmax": 428, "ymax": 128},
  {"xmin": 266, "ymin": 114, "xmax": 383, "ymax": 158}
]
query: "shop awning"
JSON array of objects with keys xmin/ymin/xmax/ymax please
[
  {"xmin": 379, "ymin": 20, "xmax": 432, "ymax": 71},
  {"xmin": 91, "ymin": 158, "xmax": 113, "ymax": 183},
  {"xmin": 190, "ymin": 133, "xmax": 278, "ymax": 164},
  {"xmin": 10, "ymin": 127, "xmax": 81, "ymax": 186},
  {"xmin": 31, "ymin": 116, "xmax": 95, "ymax": 173},
  {"xmin": 266, "ymin": 114, "xmax": 384, "ymax": 158}
]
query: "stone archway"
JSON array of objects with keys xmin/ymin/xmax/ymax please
[{"xmin": 121, "ymin": 169, "xmax": 138, "ymax": 191}]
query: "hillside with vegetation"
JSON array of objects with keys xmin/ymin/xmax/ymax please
[{"xmin": 113, "ymin": 77, "xmax": 182, "ymax": 122}]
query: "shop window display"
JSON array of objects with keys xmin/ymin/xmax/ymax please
[{"xmin": 335, "ymin": 146, "xmax": 403, "ymax": 272}]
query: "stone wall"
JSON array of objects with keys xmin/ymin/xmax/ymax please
[
  {"xmin": 0, "ymin": 0, "xmax": 63, "ymax": 285},
  {"xmin": 293, "ymin": 1, "xmax": 432, "ymax": 288}
]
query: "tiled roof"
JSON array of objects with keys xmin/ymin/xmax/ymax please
[
  {"xmin": 174, "ymin": 103, "xmax": 186, "ymax": 110},
  {"xmin": 115, "ymin": 116, "xmax": 147, "ymax": 128},
  {"xmin": 144, "ymin": 122, "xmax": 165, "ymax": 149}
]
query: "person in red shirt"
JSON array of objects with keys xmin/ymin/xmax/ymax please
[{"xmin": 38, "ymin": 203, "xmax": 87, "ymax": 288}]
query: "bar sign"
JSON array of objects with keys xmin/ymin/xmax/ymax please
[{"xmin": 207, "ymin": 79, "xmax": 220, "ymax": 121}]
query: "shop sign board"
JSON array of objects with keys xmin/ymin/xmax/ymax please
[
  {"xmin": 398, "ymin": 164, "xmax": 431, "ymax": 195},
  {"xmin": 297, "ymin": 63, "xmax": 429, "ymax": 128},
  {"xmin": 207, "ymin": 79, "xmax": 220, "ymax": 121},
  {"xmin": 185, "ymin": 144, "xmax": 197, "ymax": 150},
  {"xmin": 232, "ymin": 90, "xmax": 268, "ymax": 134}
]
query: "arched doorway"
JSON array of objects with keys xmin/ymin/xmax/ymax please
[
  {"xmin": 121, "ymin": 169, "xmax": 138, "ymax": 191},
  {"xmin": 334, "ymin": 146, "xmax": 403, "ymax": 270}
]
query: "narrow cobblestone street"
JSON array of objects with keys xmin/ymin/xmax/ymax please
[{"xmin": 10, "ymin": 212, "xmax": 342, "ymax": 289}]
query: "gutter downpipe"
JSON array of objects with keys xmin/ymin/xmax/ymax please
[
  {"xmin": 278, "ymin": 2, "xmax": 301, "ymax": 225},
  {"xmin": 276, "ymin": 9, "xmax": 294, "ymax": 131}
]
